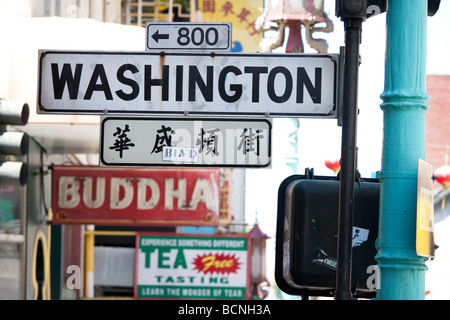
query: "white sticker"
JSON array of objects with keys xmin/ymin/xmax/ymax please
[
  {"xmin": 352, "ymin": 227, "xmax": 370, "ymax": 248},
  {"xmin": 162, "ymin": 146, "xmax": 199, "ymax": 163}
]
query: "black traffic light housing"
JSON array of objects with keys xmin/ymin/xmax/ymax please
[
  {"xmin": 336, "ymin": 0, "xmax": 440, "ymax": 19},
  {"xmin": 336, "ymin": 0, "xmax": 368, "ymax": 20},
  {"xmin": 275, "ymin": 170, "xmax": 380, "ymax": 298},
  {"xmin": 0, "ymin": 99, "xmax": 30, "ymax": 186},
  {"xmin": 428, "ymin": 0, "xmax": 441, "ymax": 16}
]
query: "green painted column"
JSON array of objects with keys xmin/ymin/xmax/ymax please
[{"xmin": 376, "ymin": 0, "xmax": 429, "ymax": 300}]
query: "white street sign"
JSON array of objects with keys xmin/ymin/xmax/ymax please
[
  {"xmin": 38, "ymin": 50, "xmax": 339, "ymax": 117},
  {"xmin": 146, "ymin": 22, "xmax": 232, "ymax": 51},
  {"xmin": 100, "ymin": 116, "xmax": 272, "ymax": 167}
]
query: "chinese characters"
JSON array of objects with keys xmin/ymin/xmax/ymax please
[
  {"xmin": 151, "ymin": 125, "xmax": 174, "ymax": 154},
  {"xmin": 237, "ymin": 128, "xmax": 263, "ymax": 156},
  {"xmin": 196, "ymin": 128, "xmax": 220, "ymax": 156},
  {"xmin": 104, "ymin": 119, "xmax": 271, "ymax": 167},
  {"xmin": 149, "ymin": 124, "xmax": 264, "ymax": 157},
  {"xmin": 201, "ymin": 0, "xmax": 261, "ymax": 39},
  {"xmin": 109, "ymin": 124, "xmax": 135, "ymax": 158}
]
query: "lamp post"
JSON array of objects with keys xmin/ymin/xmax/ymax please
[
  {"xmin": 248, "ymin": 223, "xmax": 269, "ymax": 299},
  {"xmin": 376, "ymin": 0, "xmax": 429, "ymax": 299}
]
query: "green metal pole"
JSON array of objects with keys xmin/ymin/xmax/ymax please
[{"xmin": 376, "ymin": 0, "xmax": 429, "ymax": 299}]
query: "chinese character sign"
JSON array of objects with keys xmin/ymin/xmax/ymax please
[
  {"xmin": 198, "ymin": 0, "xmax": 264, "ymax": 52},
  {"xmin": 135, "ymin": 233, "xmax": 250, "ymax": 299},
  {"xmin": 100, "ymin": 117, "xmax": 272, "ymax": 168}
]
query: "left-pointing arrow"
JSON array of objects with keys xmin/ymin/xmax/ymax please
[{"xmin": 152, "ymin": 30, "xmax": 169, "ymax": 43}]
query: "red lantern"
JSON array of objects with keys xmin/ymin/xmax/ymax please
[
  {"xmin": 325, "ymin": 159, "xmax": 341, "ymax": 174},
  {"xmin": 434, "ymin": 164, "xmax": 450, "ymax": 209}
]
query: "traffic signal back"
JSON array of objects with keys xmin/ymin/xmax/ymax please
[{"xmin": 275, "ymin": 173, "xmax": 380, "ymax": 298}]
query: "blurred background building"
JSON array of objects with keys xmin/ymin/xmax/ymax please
[{"xmin": 0, "ymin": 0, "xmax": 449, "ymax": 300}]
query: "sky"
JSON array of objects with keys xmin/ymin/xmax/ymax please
[{"xmin": 291, "ymin": 1, "xmax": 450, "ymax": 73}]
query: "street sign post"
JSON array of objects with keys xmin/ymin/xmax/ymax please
[
  {"xmin": 146, "ymin": 22, "xmax": 232, "ymax": 51},
  {"xmin": 37, "ymin": 50, "xmax": 339, "ymax": 118},
  {"xmin": 100, "ymin": 116, "xmax": 272, "ymax": 168}
]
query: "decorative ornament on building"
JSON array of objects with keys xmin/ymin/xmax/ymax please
[{"xmin": 255, "ymin": 0, "xmax": 334, "ymax": 53}]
